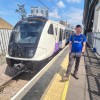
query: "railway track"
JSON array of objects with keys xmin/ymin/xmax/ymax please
[
  {"xmin": 0, "ymin": 56, "xmax": 57, "ymax": 99},
  {"xmin": 0, "ymin": 71, "xmax": 23, "ymax": 94},
  {"xmin": 0, "ymin": 60, "xmax": 45, "ymax": 99},
  {"xmin": 0, "ymin": 45, "xmax": 67, "ymax": 99},
  {"xmin": 0, "ymin": 69, "xmax": 37, "ymax": 99}
]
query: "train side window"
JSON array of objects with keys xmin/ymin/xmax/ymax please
[
  {"xmin": 48, "ymin": 24, "xmax": 54, "ymax": 35},
  {"xmin": 62, "ymin": 29, "xmax": 64, "ymax": 39},
  {"xmin": 64, "ymin": 30, "xmax": 66, "ymax": 39},
  {"xmin": 59, "ymin": 29, "xmax": 62, "ymax": 41},
  {"xmin": 55, "ymin": 28, "xmax": 57, "ymax": 35}
]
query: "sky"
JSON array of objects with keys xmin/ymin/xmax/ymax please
[{"xmin": 0, "ymin": 0, "xmax": 84, "ymax": 26}]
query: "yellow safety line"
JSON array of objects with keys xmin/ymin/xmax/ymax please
[
  {"xmin": 61, "ymin": 54, "xmax": 71, "ymax": 100},
  {"xmin": 42, "ymin": 54, "xmax": 71, "ymax": 100},
  {"xmin": 61, "ymin": 77, "xmax": 70, "ymax": 100}
]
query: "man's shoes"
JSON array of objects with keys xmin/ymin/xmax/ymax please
[
  {"xmin": 62, "ymin": 76, "xmax": 69, "ymax": 82},
  {"xmin": 74, "ymin": 73, "xmax": 79, "ymax": 79},
  {"xmin": 73, "ymin": 70, "xmax": 79, "ymax": 79}
]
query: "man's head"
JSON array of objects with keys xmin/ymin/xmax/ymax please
[{"xmin": 75, "ymin": 25, "xmax": 82, "ymax": 35}]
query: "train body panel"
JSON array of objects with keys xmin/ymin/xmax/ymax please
[
  {"xmin": 6, "ymin": 16, "xmax": 74, "ymax": 69},
  {"xmin": 36, "ymin": 20, "xmax": 55, "ymax": 60}
]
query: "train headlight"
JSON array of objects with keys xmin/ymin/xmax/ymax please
[{"xmin": 28, "ymin": 49, "xmax": 34, "ymax": 58}]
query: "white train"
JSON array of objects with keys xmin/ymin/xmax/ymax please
[{"xmin": 6, "ymin": 16, "xmax": 74, "ymax": 70}]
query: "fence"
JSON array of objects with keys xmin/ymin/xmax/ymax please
[
  {"xmin": 86, "ymin": 32, "xmax": 94, "ymax": 48},
  {"xmin": 87, "ymin": 32, "xmax": 100, "ymax": 55},
  {"xmin": 93, "ymin": 32, "xmax": 100, "ymax": 55},
  {"xmin": 0, "ymin": 29, "xmax": 12, "ymax": 57}
]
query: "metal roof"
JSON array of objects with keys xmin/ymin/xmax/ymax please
[{"xmin": 0, "ymin": 17, "xmax": 13, "ymax": 29}]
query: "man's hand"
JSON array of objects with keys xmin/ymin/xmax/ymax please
[
  {"xmin": 81, "ymin": 52, "xmax": 84, "ymax": 56},
  {"xmin": 69, "ymin": 41, "xmax": 72, "ymax": 52},
  {"xmin": 82, "ymin": 42, "xmax": 86, "ymax": 53}
]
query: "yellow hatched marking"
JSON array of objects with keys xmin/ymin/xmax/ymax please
[{"xmin": 42, "ymin": 54, "xmax": 70, "ymax": 100}]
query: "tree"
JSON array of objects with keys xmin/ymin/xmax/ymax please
[{"xmin": 16, "ymin": 4, "xmax": 27, "ymax": 19}]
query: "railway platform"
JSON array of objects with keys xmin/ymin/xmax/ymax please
[{"xmin": 11, "ymin": 45, "xmax": 100, "ymax": 100}]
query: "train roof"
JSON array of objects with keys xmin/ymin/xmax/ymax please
[
  {"xmin": 66, "ymin": 27, "xmax": 74, "ymax": 31},
  {"xmin": 50, "ymin": 20, "xmax": 74, "ymax": 31},
  {"xmin": 16, "ymin": 16, "xmax": 74, "ymax": 31},
  {"xmin": 22, "ymin": 16, "xmax": 48, "ymax": 21}
]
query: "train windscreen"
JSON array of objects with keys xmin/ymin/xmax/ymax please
[{"xmin": 10, "ymin": 19, "xmax": 46, "ymax": 44}]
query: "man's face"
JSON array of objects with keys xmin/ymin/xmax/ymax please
[{"xmin": 75, "ymin": 27, "xmax": 82, "ymax": 34}]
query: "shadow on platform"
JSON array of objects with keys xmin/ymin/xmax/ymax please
[{"xmin": 84, "ymin": 47, "xmax": 100, "ymax": 100}]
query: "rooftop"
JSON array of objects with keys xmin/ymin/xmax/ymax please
[{"xmin": 0, "ymin": 17, "xmax": 13, "ymax": 29}]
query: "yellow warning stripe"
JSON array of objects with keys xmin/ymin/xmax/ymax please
[
  {"xmin": 61, "ymin": 77, "xmax": 70, "ymax": 100},
  {"xmin": 42, "ymin": 54, "xmax": 70, "ymax": 100},
  {"xmin": 61, "ymin": 54, "xmax": 70, "ymax": 100}
]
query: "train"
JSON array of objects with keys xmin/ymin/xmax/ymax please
[{"xmin": 6, "ymin": 16, "xmax": 74, "ymax": 70}]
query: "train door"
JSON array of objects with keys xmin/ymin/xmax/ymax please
[
  {"xmin": 62, "ymin": 29, "xmax": 66, "ymax": 48},
  {"xmin": 61, "ymin": 29, "xmax": 64, "ymax": 48},
  {"xmin": 54, "ymin": 27, "xmax": 59, "ymax": 52},
  {"xmin": 66, "ymin": 30, "xmax": 70, "ymax": 43},
  {"xmin": 47, "ymin": 23, "xmax": 55, "ymax": 56},
  {"xmin": 59, "ymin": 28, "xmax": 63, "ymax": 49}
]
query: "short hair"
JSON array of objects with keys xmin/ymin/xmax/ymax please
[{"xmin": 75, "ymin": 25, "xmax": 82, "ymax": 28}]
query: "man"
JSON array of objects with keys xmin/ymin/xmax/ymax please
[{"xmin": 63, "ymin": 25, "xmax": 86, "ymax": 81}]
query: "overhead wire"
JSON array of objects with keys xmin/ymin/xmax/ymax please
[
  {"xmin": 36, "ymin": 0, "xmax": 52, "ymax": 11},
  {"xmin": 36, "ymin": 0, "xmax": 65, "ymax": 20}
]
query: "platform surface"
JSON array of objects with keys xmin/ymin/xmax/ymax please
[
  {"xmin": 66, "ymin": 56, "xmax": 90, "ymax": 100},
  {"xmin": 15, "ymin": 46, "xmax": 100, "ymax": 100},
  {"xmin": 22, "ymin": 47, "xmax": 69, "ymax": 100}
]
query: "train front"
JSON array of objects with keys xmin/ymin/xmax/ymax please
[{"xmin": 6, "ymin": 17, "xmax": 47, "ymax": 70}]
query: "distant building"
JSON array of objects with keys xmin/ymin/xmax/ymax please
[
  {"xmin": 0, "ymin": 17, "xmax": 13, "ymax": 54},
  {"xmin": 28, "ymin": 7, "xmax": 48, "ymax": 18},
  {"xmin": 0, "ymin": 18, "xmax": 13, "ymax": 29}
]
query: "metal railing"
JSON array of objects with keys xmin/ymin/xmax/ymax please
[
  {"xmin": 87, "ymin": 32, "xmax": 100, "ymax": 55},
  {"xmin": 86, "ymin": 32, "xmax": 94, "ymax": 48}
]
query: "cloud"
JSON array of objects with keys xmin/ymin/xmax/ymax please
[
  {"xmin": 57, "ymin": 1, "xmax": 65, "ymax": 8},
  {"xmin": 49, "ymin": 9, "xmax": 61, "ymax": 19},
  {"xmin": 64, "ymin": 7, "xmax": 83, "ymax": 26},
  {"xmin": 66, "ymin": 0, "xmax": 81, "ymax": 3}
]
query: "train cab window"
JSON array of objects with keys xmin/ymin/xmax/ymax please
[
  {"xmin": 10, "ymin": 19, "xmax": 46, "ymax": 44},
  {"xmin": 59, "ymin": 29, "xmax": 62, "ymax": 41},
  {"xmin": 48, "ymin": 24, "xmax": 54, "ymax": 35}
]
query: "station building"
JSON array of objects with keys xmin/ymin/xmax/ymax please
[
  {"xmin": 83, "ymin": 0, "xmax": 100, "ymax": 55},
  {"xmin": 28, "ymin": 7, "xmax": 48, "ymax": 18},
  {"xmin": 83, "ymin": 0, "xmax": 100, "ymax": 33}
]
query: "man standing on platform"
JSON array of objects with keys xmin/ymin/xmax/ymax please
[{"xmin": 63, "ymin": 25, "xmax": 86, "ymax": 81}]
